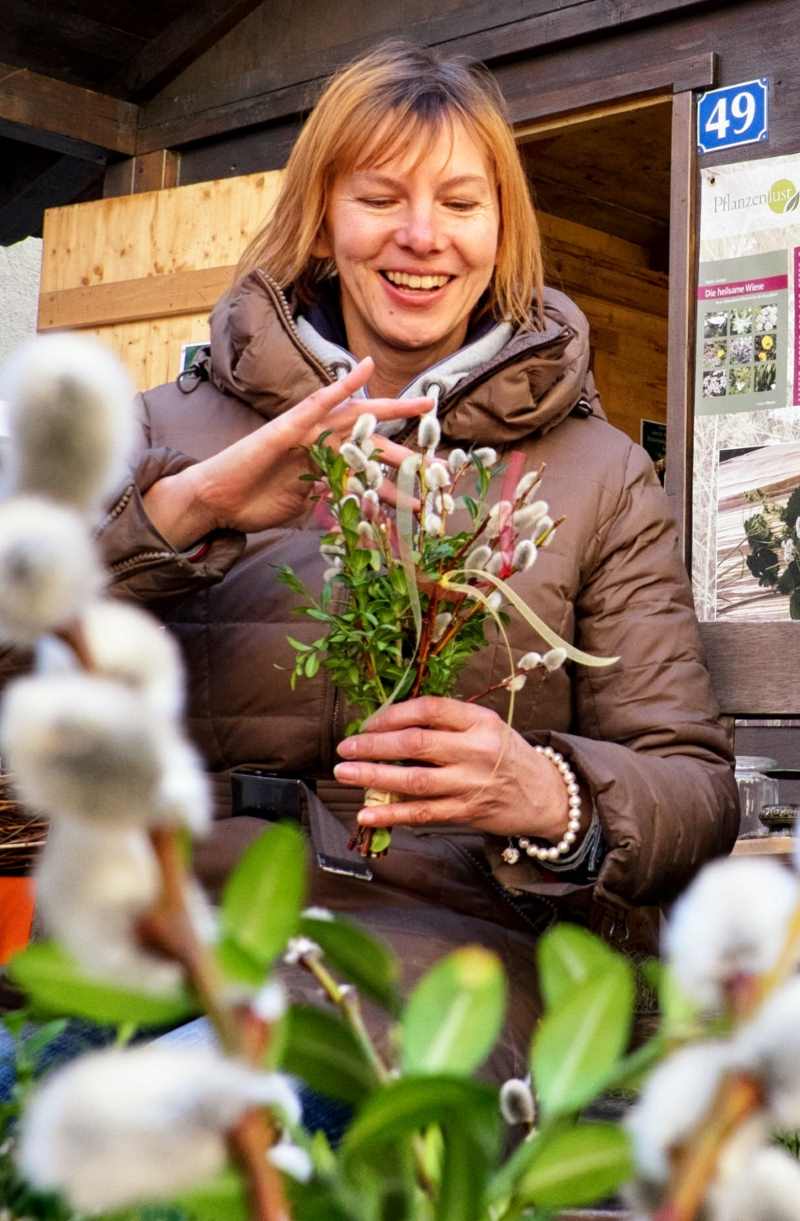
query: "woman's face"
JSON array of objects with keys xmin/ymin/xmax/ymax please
[{"xmin": 320, "ymin": 118, "xmax": 500, "ymax": 365}]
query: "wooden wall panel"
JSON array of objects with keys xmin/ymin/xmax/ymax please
[
  {"xmin": 38, "ymin": 171, "xmax": 282, "ymax": 391},
  {"xmin": 83, "ymin": 314, "xmax": 212, "ymax": 392},
  {"xmin": 539, "ymin": 217, "xmax": 668, "ymax": 442},
  {"xmin": 40, "ymin": 171, "xmax": 281, "ymax": 293}
]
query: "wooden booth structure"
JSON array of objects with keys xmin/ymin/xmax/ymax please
[
  {"xmin": 2, "ymin": 2, "xmax": 799, "ymax": 1213},
  {"xmin": 5, "ymin": 0, "xmax": 797, "ymax": 757}
]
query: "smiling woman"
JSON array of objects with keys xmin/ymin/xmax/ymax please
[
  {"xmin": 317, "ymin": 128, "xmax": 501, "ymax": 390},
  {"xmin": 88, "ymin": 41, "xmax": 738, "ymax": 1086}
]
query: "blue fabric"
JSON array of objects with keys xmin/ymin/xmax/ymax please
[
  {"xmin": 0, "ymin": 1018, "xmax": 116, "ymax": 1101},
  {"xmin": 0, "ymin": 1014, "xmax": 353, "ymax": 1147}
]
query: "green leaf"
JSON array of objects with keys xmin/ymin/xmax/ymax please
[
  {"xmin": 537, "ymin": 924, "xmax": 623, "ymax": 1011},
  {"xmin": 8, "ymin": 942, "xmax": 197, "ymax": 1026},
  {"xmin": 286, "ymin": 635, "xmax": 311, "ymax": 652},
  {"xmin": 531, "ymin": 960, "xmax": 634, "ymax": 1118},
  {"xmin": 657, "ymin": 963, "xmax": 700, "ymax": 1038},
  {"xmin": 176, "ymin": 1168, "xmax": 248, "ymax": 1220},
  {"xmin": 221, "ymin": 822, "xmax": 306, "ymax": 968},
  {"xmin": 21, "ymin": 1018, "xmax": 68, "ymax": 1066},
  {"xmin": 342, "ymin": 1076, "xmax": 499, "ymax": 1167},
  {"xmin": 339, "ymin": 497, "xmax": 361, "ymax": 532},
  {"xmin": 279, "ymin": 1004, "xmax": 380, "ymax": 1104},
  {"xmin": 515, "ymin": 1123, "xmax": 633, "ymax": 1209},
  {"xmin": 276, "ymin": 565, "xmax": 306, "ymax": 596},
  {"xmin": 437, "ymin": 1112, "xmax": 495, "ymax": 1221},
  {"xmin": 463, "ymin": 496, "xmax": 479, "ymax": 523},
  {"xmin": 402, "ymin": 946, "xmax": 505, "ymax": 1076},
  {"xmin": 215, "ymin": 936, "xmax": 266, "ymax": 987},
  {"xmin": 299, "ymin": 913, "xmax": 400, "ymax": 1014},
  {"xmin": 369, "ymin": 828, "xmax": 392, "ymax": 856}
]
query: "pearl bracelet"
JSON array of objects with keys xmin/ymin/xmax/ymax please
[{"xmin": 501, "ymin": 746, "xmax": 582, "ymax": 864}]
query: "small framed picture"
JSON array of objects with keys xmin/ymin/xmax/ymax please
[
  {"xmin": 640, "ymin": 419, "xmax": 667, "ymax": 485},
  {"xmin": 180, "ymin": 342, "xmax": 209, "ymax": 374}
]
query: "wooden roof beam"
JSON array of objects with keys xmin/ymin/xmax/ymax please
[
  {"xmin": 137, "ymin": 0, "xmax": 716, "ymax": 152},
  {"xmin": 111, "ymin": 0, "xmax": 268, "ymax": 102},
  {"xmin": 0, "ymin": 64, "xmax": 138, "ymax": 160}
]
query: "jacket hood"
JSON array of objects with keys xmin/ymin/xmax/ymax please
[{"xmin": 208, "ymin": 270, "xmax": 596, "ymax": 443}]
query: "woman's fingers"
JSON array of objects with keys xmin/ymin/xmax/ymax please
[
  {"xmin": 336, "ymin": 726, "xmax": 464, "ymax": 766},
  {"xmin": 324, "ymin": 395, "xmax": 433, "ymax": 439},
  {"xmin": 356, "ymin": 798, "xmax": 466, "ymax": 828},
  {"xmin": 361, "ymin": 696, "xmax": 486, "ymax": 736},
  {"xmin": 333, "ymin": 759, "xmax": 456, "ymax": 800},
  {"xmin": 279, "ymin": 358, "xmax": 375, "ymax": 435}
]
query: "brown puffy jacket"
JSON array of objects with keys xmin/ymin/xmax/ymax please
[{"xmin": 90, "ymin": 271, "xmax": 738, "ymax": 1078}]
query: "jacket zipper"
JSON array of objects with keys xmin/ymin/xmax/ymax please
[
  {"xmin": 254, "ymin": 270, "xmax": 337, "ymax": 386},
  {"xmin": 451, "ymin": 840, "xmax": 558, "ymax": 940}
]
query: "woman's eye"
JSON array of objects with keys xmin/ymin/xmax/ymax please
[
  {"xmin": 444, "ymin": 199, "xmax": 480, "ymax": 212},
  {"xmin": 360, "ymin": 197, "xmax": 396, "ymax": 208}
]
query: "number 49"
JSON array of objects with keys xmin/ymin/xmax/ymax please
[{"xmin": 705, "ymin": 91, "xmax": 757, "ymax": 140}]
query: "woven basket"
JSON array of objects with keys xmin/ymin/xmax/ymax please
[{"xmin": 0, "ymin": 775, "xmax": 47, "ymax": 877}]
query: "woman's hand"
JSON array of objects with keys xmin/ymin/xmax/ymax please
[
  {"xmin": 333, "ymin": 696, "xmax": 576, "ymax": 842},
  {"xmin": 143, "ymin": 357, "xmax": 432, "ymax": 549}
]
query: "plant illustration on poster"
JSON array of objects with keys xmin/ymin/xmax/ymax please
[
  {"xmin": 692, "ymin": 153, "xmax": 800, "ymax": 621},
  {"xmin": 715, "ymin": 441, "xmax": 800, "ymax": 621}
]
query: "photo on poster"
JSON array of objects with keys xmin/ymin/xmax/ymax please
[
  {"xmin": 715, "ymin": 440, "xmax": 800, "ymax": 621},
  {"xmin": 640, "ymin": 419, "xmax": 666, "ymax": 484}
]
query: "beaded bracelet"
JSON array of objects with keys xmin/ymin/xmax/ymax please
[{"xmin": 501, "ymin": 745, "xmax": 582, "ymax": 864}]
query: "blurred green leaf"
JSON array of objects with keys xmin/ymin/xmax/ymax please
[
  {"xmin": 285, "ymin": 1178, "xmax": 351, "ymax": 1221},
  {"xmin": 20, "ymin": 1019, "xmax": 68, "ymax": 1067},
  {"xmin": 437, "ymin": 1111, "xmax": 495, "ymax": 1221},
  {"xmin": 215, "ymin": 936, "xmax": 266, "ymax": 987},
  {"xmin": 402, "ymin": 946, "xmax": 505, "ymax": 1075},
  {"xmin": 531, "ymin": 960, "xmax": 634, "ymax": 1118},
  {"xmin": 344, "ymin": 1077, "xmax": 499, "ymax": 1221},
  {"xmin": 175, "ymin": 1168, "xmax": 247, "ymax": 1220},
  {"xmin": 515, "ymin": 1122, "xmax": 633, "ymax": 1208},
  {"xmin": 221, "ymin": 822, "xmax": 306, "ymax": 967},
  {"xmin": 8, "ymin": 942, "xmax": 197, "ymax": 1026},
  {"xmin": 279, "ymin": 1004, "xmax": 379, "ymax": 1104},
  {"xmin": 299, "ymin": 913, "xmax": 400, "ymax": 1014},
  {"xmin": 537, "ymin": 924, "xmax": 622, "ymax": 1011},
  {"xmin": 658, "ymin": 964, "xmax": 701, "ymax": 1037},
  {"xmin": 343, "ymin": 1076, "xmax": 499, "ymax": 1163}
]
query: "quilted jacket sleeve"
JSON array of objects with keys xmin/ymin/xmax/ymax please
[
  {"xmin": 96, "ymin": 393, "xmax": 245, "ymax": 603},
  {"xmin": 496, "ymin": 441, "xmax": 739, "ymax": 909}
]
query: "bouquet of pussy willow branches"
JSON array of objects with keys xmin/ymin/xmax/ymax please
[{"xmin": 280, "ymin": 407, "xmax": 589, "ymax": 859}]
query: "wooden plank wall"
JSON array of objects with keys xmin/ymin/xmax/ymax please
[
  {"xmin": 39, "ymin": 171, "xmax": 666, "ymax": 440},
  {"xmin": 539, "ymin": 213, "xmax": 667, "ymax": 441},
  {"xmin": 38, "ymin": 171, "xmax": 282, "ymax": 389}
]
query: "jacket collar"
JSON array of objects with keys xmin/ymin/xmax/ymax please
[{"xmin": 208, "ymin": 270, "xmax": 596, "ymax": 443}]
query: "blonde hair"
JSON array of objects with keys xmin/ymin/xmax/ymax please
[{"xmin": 235, "ymin": 42, "xmax": 544, "ymax": 329}]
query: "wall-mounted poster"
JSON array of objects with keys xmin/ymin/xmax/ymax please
[{"xmin": 692, "ymin": 154, "xmax": 800, "ymax": 621}]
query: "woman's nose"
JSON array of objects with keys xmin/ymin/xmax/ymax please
[{"xmin": 395, "ymin": 206, "xmax": 445, "ymax": 254}]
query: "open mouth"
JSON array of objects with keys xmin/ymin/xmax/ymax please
[{"xmin": 380, "ymin": 270, "xmax": 453, "ymax": 292}]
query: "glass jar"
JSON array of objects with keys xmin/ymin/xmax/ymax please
[{"xmin": 734, "ymin": 756, "xmax": 780, "ymax": 838}]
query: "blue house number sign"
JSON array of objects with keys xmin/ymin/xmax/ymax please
[{"xmin": 697, "ymin": 79, "xmax": 769, "ymax": 154}]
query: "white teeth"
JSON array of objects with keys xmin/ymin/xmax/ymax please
[{"xmin": 384, "ymin": 271, "xmax": 450, "ymax": 290}]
